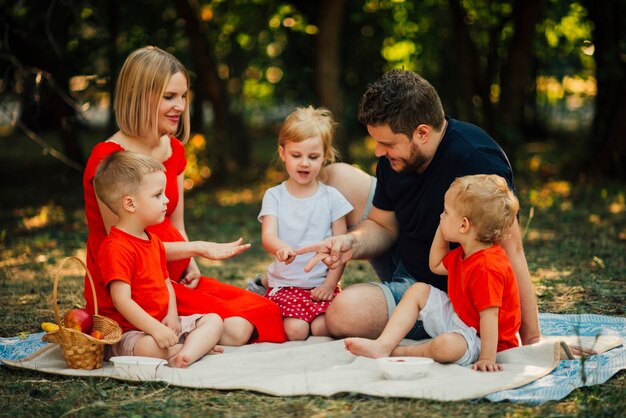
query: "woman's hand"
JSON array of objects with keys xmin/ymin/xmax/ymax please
[
  {"xmin": 181, "ymin": 258, "xmax": 201, "ymax": 288},
  {"xmin": 311, "ymin": 283, "xmax": 335, "ymax": 302},
  {"xmin": 194, "ymin": 238, "xmax": 251, "ymax": 260}
]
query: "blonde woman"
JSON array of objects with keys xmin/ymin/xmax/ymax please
[{"xmin": 83, "ymin": 46, "xmax": 286, "ymax": 345}]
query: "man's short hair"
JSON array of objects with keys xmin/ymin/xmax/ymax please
[{"xmin": 358, "ymin": 69, "xmax": 445, "ymax": 138}]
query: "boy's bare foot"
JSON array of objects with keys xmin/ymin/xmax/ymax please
[
  {"xmin": 344, "ymin": 338, "xmax": 391, "ymax": 358},
  {"xmin": 210, "ymin": 345, "xmax": 224, "ymax": 354},
  {"xmin": 168, "ymin": 353, "xmax": 191, "ymax": 368}
]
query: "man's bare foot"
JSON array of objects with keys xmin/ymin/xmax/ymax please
[
  {"xmin": 168, "ymin": 353, "xmax": 191, "ymax": 368},
  {"xmin": 344, "ymin": 337, "xmax": 392, "ymax": 358}
]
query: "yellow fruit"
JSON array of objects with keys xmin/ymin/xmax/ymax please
[{"xmin": 41, "ymin": 322, "xmax": 59, "ymax": 332}]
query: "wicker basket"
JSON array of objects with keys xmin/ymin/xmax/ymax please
[{"xmin": 42, "ymin": 256, "xmax": 122, "ymax": 370}]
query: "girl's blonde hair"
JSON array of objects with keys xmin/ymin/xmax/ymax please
[
  {"xmin": 114, "ymin": 46, "xmax": 190, "ymax": 143},
  {"xmin": 449, "ymin": 174, "xmax": 519, "ymax": 243},
  {"xmin": 278, "ymin": 106, "xmax": 338, "ymax": 166},
  {"xmin": 94, "ymin": 151, "xmax": 165, "ymax": 215}
]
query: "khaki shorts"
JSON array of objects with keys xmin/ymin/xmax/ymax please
[{"xmin": 107, "ymin": 313, "xmax": 205, "ymax": 359}]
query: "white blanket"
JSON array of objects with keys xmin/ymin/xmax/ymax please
[{"xmin": 3, "ymin": 335, "xmax": 621, "ymax": 401}]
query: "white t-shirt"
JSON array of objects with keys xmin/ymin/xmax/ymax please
[{"xmin": 258, "ymin": 182, "xmax": 353, "ymax": 288}]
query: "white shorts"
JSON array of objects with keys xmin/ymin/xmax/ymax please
[
  {"xmin": 419, "ymin": 286, "xmax": 481, "ymax": 366},
  {"xmin": 106, "ymin": 313, "xmax": 205, "ymax": 359}
]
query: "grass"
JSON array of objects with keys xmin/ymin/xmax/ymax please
[{"xmin": 0, "ymin": 130, "xmax": 625, "ymax": 417}]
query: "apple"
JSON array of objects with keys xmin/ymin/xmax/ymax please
[{"xmin": 63, "ymin": 308, "xmax": 94, "ymax": 334}]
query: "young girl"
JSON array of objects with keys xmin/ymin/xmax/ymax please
[{"xmin": 258, "ymin": 106, "xmax": 353, "ymax": 341}]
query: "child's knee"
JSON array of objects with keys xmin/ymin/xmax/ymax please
[
  {"xmin": 284, "ymin": 319, "xmax": 309, "ymax": 341},
  {"xmin": 431, "ymin": 333, "xmax": 466, "ymax": 361},
  {"xmin": 405, "ymin": 282, "xmax": 431, "ymax": 306},
  {"xmin": 199, "ymin": 313, "xmax": 223, "ymax": 330}
]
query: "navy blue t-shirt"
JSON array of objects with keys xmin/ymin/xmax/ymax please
[{"xmin": 373, "ymin": 117, "xmax": 515, "ymax": 292}]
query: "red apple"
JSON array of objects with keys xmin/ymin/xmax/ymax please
[{"xmin": 63, "ymin": 308, "xmax": 94, "ymax": 334}]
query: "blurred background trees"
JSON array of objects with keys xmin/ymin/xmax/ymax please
[{"xmin": 1, "ymin": 0, "xmax": 624, "ymax": 185}]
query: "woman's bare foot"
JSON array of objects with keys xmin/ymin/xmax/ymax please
[{"xmin": 344, "ymin": 337, "xmax": 392, "ymax": 358}]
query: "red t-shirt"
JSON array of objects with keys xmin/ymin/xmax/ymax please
[
  {"xmin": 83, "ymin": 138, "xmax": 187, "ymax": 313},
  {"xmin": 443, "ymin": 244, "xmax": 521, "ymax": 351},
  {"xmin": 97, "ymin": 227, "xmax": 170, "ymax": 332}
]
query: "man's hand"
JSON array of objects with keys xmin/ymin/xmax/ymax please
[{"xmin": 297, "ymin": 234, "xmax": 355, "ymax": 272}]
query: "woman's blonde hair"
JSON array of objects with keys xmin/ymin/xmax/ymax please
[
  {"xmin": 114, "ymin": 46, "xmax": 190, "ymax": 143},
  {"xmin": 278, "ymin": 106, "xmax": 338, "ymax": 166},
  {"xmin": 449, "ymin": 174, "xmax": 519, "ymax": 243},
  {"xmin": 94, "ymin": 151, "xmax": 165, "ymax": 214}
]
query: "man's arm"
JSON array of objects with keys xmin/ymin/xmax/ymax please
[
  {"xmin": 349, "ymin": 207, "xmax": 399, "ymax": 260},
  {"xmin": 300, "ymin": 206, "xmax": 399, "ymax": 271},
  {"xmin": 499, "ymin": 218, "xmax": 541, "ymax": 345}
]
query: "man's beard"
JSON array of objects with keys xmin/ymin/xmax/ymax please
[{"xmin": 393, "ymin": 142, "xmax": 429, "ymax": 174}]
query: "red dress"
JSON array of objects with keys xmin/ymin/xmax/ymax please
[{"xmin": 83, "ymin": 139, "xmax": 286, "ymax": 343}]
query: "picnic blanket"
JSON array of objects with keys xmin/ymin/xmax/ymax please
[{"xmin": 1, "ymin": 313, "xmax": 624, "ymax": 403}]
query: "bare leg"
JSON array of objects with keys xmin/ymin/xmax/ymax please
[
  {"xmin": 323, "ymin": 162, "xmax": 373, "ymax": 229},
  {"xmin": 219, "ymin": 316, "xmax": 254, "ymax": 346},
  {"xmin": 325, "ymin": 283, "xmax": 389, "ymax": 338},
  {"xmin": 169, "ymin": 314, "xmax": 224, "ymax": 368},
  {"xmin": 310, "ymin": 314, "xmax": 330, "ymax": 336},
  {"xmin": 345, "ymin": 283, "xmax": 430, "ymax": 358},
  {"xmin": 283, "ymin": 317, "xmax": 310, "ymax": 341},
  {"xmin": 391, "ymin": 333, "xmax": 467, "ymax": 363},
  {"xmin": 133, "ymin": 335, "xmax": 182, "ymax": 360}
]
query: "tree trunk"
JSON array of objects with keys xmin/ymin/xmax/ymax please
[
  {"xmin": 587, "ymin": 0, "xmax": 626, "ymax": 178},
  {"xmin": 497, "ymin": 0, "xmax": 542, "ymax": 149},
  {"xmin": 174, "ymin": 0, "xmax": 251, "ymax": 183},
  {"xmin": 106, "ymin": 0, "xmax": 118, "ymax": 136},
  {"xmin": 315, "ymin": 0, "xmax": 349, "ymax": 161},
  {"xmin": 448, "ymin": 0, "xmax": 486, "ymax": 126},
  {"xmin": 5, "ymin": 2, "xmax": 84, "ymax": 167}
]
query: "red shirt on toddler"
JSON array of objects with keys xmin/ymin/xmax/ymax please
[{"xmin": 443, "ymin": 244, "xmax": 521, "ymax": 351}]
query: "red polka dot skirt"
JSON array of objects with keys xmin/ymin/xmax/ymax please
[{"xmin": 265, "ymin": 286, "xmax": 341, "ymax": 323}]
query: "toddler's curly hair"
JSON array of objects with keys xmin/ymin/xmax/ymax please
[{"xmin": 449, "ymin": 174, "xmax": 519, "ymax": 243}]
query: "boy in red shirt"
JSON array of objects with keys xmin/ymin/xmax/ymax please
[
  {"xmin": 345, "ymin": 174, "xmax": 521, "ymax": 372},
  {"xmin": 94, "ymin": 151, "xmax": 224, "ymax": 368}
]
